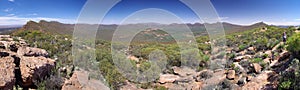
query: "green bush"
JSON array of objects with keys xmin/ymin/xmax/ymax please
[
  {"xmin": 238, "ymin": 44, "xmax": 247, "ymax": 51},
  {"xmin": 255, "ymin": 37, "xmax": 268, "ymax": 51},
  {"xmin": 287, "ymin": 33, "xmax": 300, "ymax": 59},
  {"xmin": 250, "ymin": 58, "xmax": 263, "ymax": 63},
  {"xmin": 279, "ymin": 81, "xmax": 292, "ymax": 89},
  {"xmin": 154, "ymin": 86, "xmax": 168, "ymax": 90},
  {"xmin": 278, "ymin": 59, "xmax": 300, "ymax": 90},
  {"xmin": 140, "ymin": 82, "xmax": 152, "ymax": 89},
  {"xmin": 202, "ymin": 55, "xmax": 210, "ymax": 62},
  {"xmin": 13, "ymin": 37, "xmax": 19, "ymax": 41}
]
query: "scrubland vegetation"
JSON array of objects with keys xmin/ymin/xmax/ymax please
[{"xmin": 10, "ymin": 23, "xmax": 300, "ymax": 89}]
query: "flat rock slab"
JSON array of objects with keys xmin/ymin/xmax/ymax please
[
  {"xmin": 172, "ymin": 66, "xmax": 197, "ymax": 77},
  {"xmin": 159, "ymin": 74, "xmax": 180, "ymax": 84}
]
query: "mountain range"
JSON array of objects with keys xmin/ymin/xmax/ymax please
[{"xmin": 15, "ymin": 20, "xmax": 268, "ymax": 41}]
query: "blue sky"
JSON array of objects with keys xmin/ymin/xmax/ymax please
[{"xmin": 0, "ymin": 0, "xmax": 299, "ymax": 25}]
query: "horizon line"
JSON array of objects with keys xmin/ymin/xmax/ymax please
[{"xmin": 0, "ymin": 20, "xmax": 299, "ymax": 27}]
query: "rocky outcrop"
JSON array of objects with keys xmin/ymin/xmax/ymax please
[
  {"xmin": 19, "ymin": 56, "xmax": 55, "ymax": 87},
  {"xmin": 17, "ymin": 47, "xmax": 48, "ymax": 57},
  {"xmin": 0, "ymin": 35, "xmax": 55, "ymax": 89},
  {"xmin": 62, "ymin": 71, "xmax": 83, "ymax": 90},
  {"xmin": 62, "ymin": 71, "xmax": 109, "ymax": 90},
  {"xmin": 242, "ymin": 71, "xmax": 274, "ymax": 90},
  {"xmin": 0, "ymin": 57, "xmax": 15, "ymax": 90}
]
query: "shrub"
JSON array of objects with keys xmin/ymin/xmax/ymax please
[
  {"xmin": 238, "ymin": 44, "xmax": 247, "ymax": 51},
  {"xmin": 139, "ymin": 61, "xmax": 151, "ymax": 72},
  {"xmin": 267, "ymin": 38, "xmax": 279, "ymax": 49},
  {"xmin": 262, "ymin": 54, "xmax": 269, "ymax": 59},
  {"xmin": 13, "ymin": 37, "xmax": 19, "ymax": 41},
  {"xmin": 250, "ymin": 58, "xmax": 263, "ymax": 63},
  {"xmin": 287, "ymin": 33, "xmax": 300, "ymax": 55},
  {"xmin": 202, "ymin": 55, "xmax": 210, "ymax": 62},
  {"xmin": 35, "ymin": 74, "xmax": 64, "ymax": 90},
  {"xmin": 278, "ymin": 59, "xmax": 300, "ymax": 89},
  {"xmin": 1, "ymin": 38, "xmax": 9, "ymax": 41},
  {"xmin": 279, "ymin": 81, "xmax": 292, "ymax": 89},
  {"xmin": 154, "ymin": 86, "xmax": 168, "ymax": 90},
  {"xmin": 140, "ymin": 82, "xmax": 152, "ymax": 89},
  {"xmin": 227, "ymin": 53, "xmax": 235, "ymax": 59},
  {"xmin": 255, "ymin": 37, "xmax": 268, "ymax": 51}
]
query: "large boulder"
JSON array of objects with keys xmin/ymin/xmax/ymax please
[
  {"xmin": 159, "ymin": 74, "xmax": 180, "ymax": 84},
  {"xmin": 278, "ymin": 51, "xmax": 290, "ymax": 61},
  {"xmin": 17, "ymin": 47, "xmax": 48, "ymax": 57},
  {"xmin": 19, "ymin": 56, "xmax": 55, "ymax": 87},
  {"xmin": 62, "ymin": 71, "xmax": 109, "ymax": 90},
  {"xmin": 0, "ymin": 57, "xmax": 15, "ymax": 90}
]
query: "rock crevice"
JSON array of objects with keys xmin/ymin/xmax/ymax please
[{"xmin": 0, "ymin": 35, "xmax": 55, "ymax": 90}]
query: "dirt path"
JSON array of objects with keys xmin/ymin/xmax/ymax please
[{"xmin": 272, "ymin": 42, "xmax": 283, "ymax": 51}]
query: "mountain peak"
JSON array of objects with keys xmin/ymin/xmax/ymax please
[{"xmin": 253, "ymin": 22, "xmax": 268, "ymax": 26}]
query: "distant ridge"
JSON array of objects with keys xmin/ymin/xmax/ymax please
[
  {"xmin": 15, "ymin": 20, "xmax": 268, "ymax": 40},
  {"xmin": 0, "ymin": 25, "xmax": 22, "ymax": 35},
  {"xmin": 20, "ymin": 20, "xmax": 74, "ymax": 34}
]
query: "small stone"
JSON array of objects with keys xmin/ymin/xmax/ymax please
[
  {"xmin": 252, "ymin": 63, "xmax": 262, "ymax": 74},
  {"xmin": 227, "ymin": 70, "xmax": 235, "ymax": 80}
]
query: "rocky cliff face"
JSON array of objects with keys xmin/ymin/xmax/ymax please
[{"xmin": 0, "ymin": 35, "xmax": 55, "ymax": 89}]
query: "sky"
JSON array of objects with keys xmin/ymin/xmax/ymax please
[{"xmin": 0, "ymin": 0, "xmax": 300, "ymax": 25}]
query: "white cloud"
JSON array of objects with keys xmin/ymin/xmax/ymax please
[
  {"xmin": 3, "ymin": 8, "xmax": 13, "ymax": 12},
  {"xmin": 8, "ymin": 0, "xmax": 14, "ymax": 2},
  {"xmin": 295, "ymin": 19, "xmax": 300, "ymax": 21},
  {"xmin": 0, "ymin": 16, "xmax": 75, "ymax": 25},
  {"xmin": 6, "ymin": 14, "xmax": 15, "ymax": 16}
]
